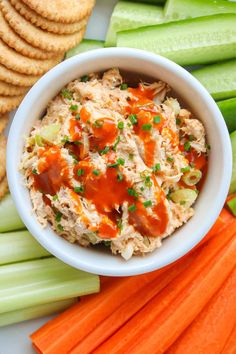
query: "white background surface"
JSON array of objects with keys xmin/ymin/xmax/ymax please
[{"xmin": 0, "ymin": 1, "xmax": 117, "ymax": 352}]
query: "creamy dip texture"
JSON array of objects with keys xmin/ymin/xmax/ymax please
[{"xmin": 21, "ymin": 69, "xmax": 208, "ymax": 260}]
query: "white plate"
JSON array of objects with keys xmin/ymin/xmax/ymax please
[{"xmin": 0, "ymin": 1, "xmax": 117, "ymax": 352}]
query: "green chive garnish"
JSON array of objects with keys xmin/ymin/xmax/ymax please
[
  {"xmin": 117, "ymin": 172, "xmax": 123, "ymax": 182},
  {"xmin": 120, "ymin": 83, "xmax": 128, "ymax": 90},
  {"xmin": 70, "ymin": 104, "xmax": 78, "ymax": 111},
  {"xmin": 142, "ymin": 123, "xmax": 152, "ymax": 131},
  {"xmin": 77, "ymin": 169, "xmax": 84, "ymax": 177},
  {"xmin": 152, "ymin": 163, "xmax": 161, "ymax": 172},
  {"xmin": 143, "ymin": 200, "xmax": 152, "ymax": 208},
  {"xmin": 118, "ymin": 121, "xmax": 124, "ymax": 130},
  {"xmin": 176, "ymin": 118, "xmax": 181, "ymax": 126},
  {"xmin": 117, "ymin": 158, "xmax": 125, "ymax": 166},
  {"xmin": 127, "ymin": 188, "xmax": 139, "ymax": 197},
  {"xmin": 113, "ymin": 136, "xmax": 121, "ymax": 152},
  {"xmin": 55, "ymin": 212, "xmax": 62, "ymax": 222},
  {"xmin": 74, "ymin": 186, "xmax": 84, "ymax": 194},
  {"xmin": 128, "ymin": 204, "xmax": 136, "ymax": 212},
  {"xmin": 93, "ymin": 170, "xmax": 100, "ymax": 176},
  {"xmin": 181, "ymin": 166, "xmax": 190, "ymax": 173},
  {"xmin": 61, "ymin": 89, "xmax": 72, "ymax": 100},
  {"xmin": 75, "ymin": 113, "xmax": 80, "ymax": 120},
  {"xmin": 129, "ymin": 114, "xmax": 138, "ymax": 125},
  {"xmin": 32, "ymin": 169, "xmax": 38, "ymax": 175},
  {"xmin": 167, "ymin": 157, "xmax": 173, "ymax": 162},
  {"xmin": 100, "ymin": 146, "xmax": 110, "ymax": 155},
  {"xmin": 81, "ymin": 75, "xmax": 89, "ymax": 82},
  {"xmin": 184, "ymin": 141, "xmax": 191, "ymax": 152},
  {"xmin": 57, "ymin": 224, "xmax": 64, "ymax": 231},
  {"xmin": 153, "ymin": 115, "xmax": 161, "ymax": 124},
  {"xmin": 93, "ymin": 120, "xmax": 104, "ymax": 128}
]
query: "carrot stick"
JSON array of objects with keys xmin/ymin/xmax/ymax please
[
  {"xmin": 222, "ymin": 324, "xmax": 236, "ymax": 354},
  {"xmin": 94, "ymin": 220, "xmax": 236, "ymax": 354},
  {"xmin": 70, "ymin": 251, "xmax": 197, "ymax": 354},
  {"xmin": 30, "ymin": 209, "xmax": 232, "ymax": 354},
  {"xmin": 167, "ymin": 266, "xmax": 236, "ymax": 354},
  {"xmin": 30, "ymin": 268, "xmax": 168, "ymax": 354}
]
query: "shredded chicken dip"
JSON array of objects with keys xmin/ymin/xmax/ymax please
[{"xmin": 21, "ymin": 69, "xmax": 208, "ymax": 260}]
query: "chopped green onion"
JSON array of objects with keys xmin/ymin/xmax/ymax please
[
  {"xmin": 57, "ymin": 224, "xmax": 64, "ymax": 231},
  {"xmin": 118, "ymin": 121, "xmax": 124, "ymax": 130},
  {"xmin": 61, "ymin": 89, "xmax": 72, "ymax": 100},
  {"xmin": 140, "ymin": 186, "xmax": 145, "ymax": 191},
  {"xmin": 145, "ymin": 176, "xmax": 152, "ymax": 187},
  {"xmin": 0, "ymin": 195, "xmax": 24, "ymax": 233},
  {"xmin": 117, "ymin": 218, "xmax": 122, "ymax": 230},
  {"xmin": 176, "ymin": 118, "xmax": 181, "ymax": 125},
  {"xmin": 182, "ymin": 169, "xmax": 202, "ymax": 186},
  {"xmin": 55, "ymin": 212, "xmax": 62, "ymax": 223},
  {"xmin": 107, "ymin": 163, "xmax": 118, "ymax": 168},
  {"xmin": 77, "ymin": 169, "xmax": 84, "ymax": 177},
  {"xmin": 128, "ymin": 204, "xmax": 136, "ymax": 212},
  {"xmin": 117, "ymin": 158, "xmax": 125, "ymax": 166},
  {"xmin": 93, "ymin": 119, "xmax": 104, "ymax": 128},
  {"xmin": 117, "ymin": 172, "xmax": 123, "ymax": 182},
  {"xmin": 100, "ymin": 146, "xmax": 109, "ymax": 155},
  {"xmin": 93, "ymin": 170, "xmax": 100, "ymax": 176},
  {"xmin": 142, "ymin": 123, "xmax": 152, "ymax": 131},
  {"xmin": 113, "ymin": 136, "xmax": 121, "ymax": 152},
  {"xmin": 143, "ymin": 200, "xmax": 152, "ymax": 208},
  {"xmin": 61, "ymin": 135, "xmax": 70, "ymax": 143},
  {"xmin": 81, "ymin": 75, "xmax": 89, "ymax": 82},
  {"xmin": 167, "ymin": 157, "xmax": 174, "ymax": 162},
  {"xmin": 52, "ymin": 195, "xmax": 58, "ymax": 201},
  {"xmin": 129, "ymin": 114, "xmax": 138, "ymax": 125},
  {"xmin": 153, "ymin": 115, "xmax": 161, "ymax": 124},
  {"xmin": 120, "ymin": 83, "xmax": 128, "ymax": 90},
  {"xmin": 127, "ymin": 188, "xmax": 139, "ymax": 198},
  {"xmin": 75, "ymin": 113, "xmax": 80, "ymax": 120},
  {"xmin": 32, "ymin": 169, "xmax": 38, "ymax": 175},
  {"xmin": 74, "ymin": 186, "xmax": 84, "ymax": 193},
  {"xmin": 227, "ymin": 197, "xmax": 236, "ymax": 217},
  {"xmin": 152, "ymin": 163, "xmax": 161, "ymax": 172},
  {"xmin": 181, "ymin": 166, "xmax": 190, "ymax": 173},
  {"xmin": 74, "ymin": 141, "xmax": 82, "ymax": 146},
  {"xmin": 189, "ymin": 135, "xmax": 194, "ymax": 141},
  {"xmin": 184, "ymin": 141, "xmax": 191, "ymax": 152},
  {"xmin": 70, "ymin": 104, "xmax": 78, "ymax": 111}
]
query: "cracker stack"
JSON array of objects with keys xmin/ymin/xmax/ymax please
[
  {"xmin": 0, "ymin": 0, "xmax": 95, "ymax": 115},
  {"xmin": 0, "ymin": 114, "xmax": 8, "ymax": 200}
]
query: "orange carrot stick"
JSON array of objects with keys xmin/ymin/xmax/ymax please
[
  {"xmin": 94, "ymin": 221, "xmax": 236, "ymax": 354},
  {"xmin": 222, "ymin": 324, "xmax": 236, "ymax": 354},
  {"xmin": 30, "ymin": 209, "xmax": 232, "ymax": 354},
  {"xmin": 70, "ymin": 251, "xmax": 197, "ymax": 354},
  {"xmin": 167, "ymin": 267, "xmax": 236, "ymax": 354}
]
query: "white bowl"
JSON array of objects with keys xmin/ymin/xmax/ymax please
[{"xmin": 7, "ymin": 48, "xmax": 232, "ymax": 276}]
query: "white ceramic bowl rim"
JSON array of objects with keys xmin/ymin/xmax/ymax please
[{"xmin": 7, "ymin": 48, "xmax": 232, "ymax": 276}]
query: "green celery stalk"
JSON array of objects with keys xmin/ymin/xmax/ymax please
[
  {"xmin": 164, "ymin": 0, "xmax": 236, "ymax": 21},
  {"xmin": 0, "ymin": 298, "xmax": 78, "ymax": 327},
  {"xmin": 0, "ymin": 230, "xmax": 50, "ymax": 265},
  {"xmin": 0, "ymin": 194, "xmax": 25, "ymax": 232},
  {"xmin": 0, "ymin": 257, "xmax": 99, "ymax": 313},
  {"xmin": 105, "ymin": 1, "xmax": 164, "ymax": 47},
  {"xmin": 230, "ymin": 130, "xmax": 236, "ymax": 194},
  {"xmin": 227, "ymin": 197, "xmax": 236, "ymax": 217},
  {"xmin": 192, "ymin": 60, "xmax": 236, "ymax": 101},
  {"xmin": 66, "ymin": 39, "xmax": 104, "ymax": 59},
  {"xmin": 217, "ymin": 98, "xmax": 236, "ymax": 133}
]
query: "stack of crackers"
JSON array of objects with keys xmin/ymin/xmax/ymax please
[
  {"xmin": 0, "ymin": 0, "xmax": 95, "ymax": 201},
  {"xmin": 0, "ymin": 0, "xmax": 95, "ymax": 115}
]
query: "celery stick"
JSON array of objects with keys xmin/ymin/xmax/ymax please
[
  {"xmin": 117, "ymin": 14, "xmax": 236, "ymax": 66},
  {"xmin": 230, "ymin": 130, "xmax": 236, "ymax": 194},
  {"xmin": 192, "ymin": 60, "xmax": 236, "ymax": 101},
  {"xmin": 106, "ymin": 1, "xmax": 163, "ymax": 47},
  {"xmin": 0, "ymin": 257, "xmax": 99, "ymax": 313},
  {"xmin": 66, "ymin": 39, "xmax": 104, "ymax": 59},
  {"xmin": 164, "ymin": 0, "xmax": 236, "ymax": 21},
  {"xmin": 0, "ymin": 230, "xmax": 50, "ymax": 265},
  {"xmin": 217, "ymin": 98, "xmax": 236, "ymax": 133},
  {"xmin": 227, "ymin": 197, "xmax": 236, "ymax": 217},
  {"xmin": 0, "ymin": 298, "xmax": 78, "ymax": 327},
  {"xmin": 0, "ymin": 194, "xmax": 24, "ymax": 232}
]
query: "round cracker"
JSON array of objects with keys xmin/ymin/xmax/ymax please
[
  {"xmin": 0, "ymin": 63, "xmax": 40, "ymax": 87},
  {"xmin": 0, "ymin": 134, "xmax": 6, "ymax": 181},
  {"xmin": 0, "ymin": 114, "xmax": 9, "ymax": 134},
  {"xmin": 0, "ymin": 94, "xmax": 24, "ymax": 113},
  {"xmin": 0, "ymin": 38, "xmax": 63, "ymax": 76},
  {"xmin": 1, "ymin": 0, "xmax": 86, "ymax": 53},
  {"xmin": 0, "ymin": 11, "xmax": 56, "ymax": 60},
  {"xmin": 10, "ymin": 0, "xmax": 89, "ymax": 34},
  {"xmin": 0, "ymin": 80, "xmax": 29, "ymax": 96},
  {"xmin": 20, "ymin": 0, "xmax": 95, "ymax": 24},
  {"xmin": 0, "ymin": 176, "xmax": 8, "ymax": 201}
]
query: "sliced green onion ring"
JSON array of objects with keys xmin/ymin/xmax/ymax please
[
  {"xmin": 170, "ymin": 188, "xmax": 197, "ymax": 208},
  {"xmin": 182, "ymin": 169, "xmax": 202, "ymax": 186}
]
